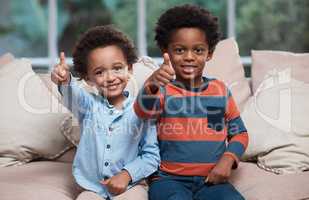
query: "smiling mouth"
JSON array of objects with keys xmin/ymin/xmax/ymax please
[
  {"xmin": 181, "ymin": 65, "xmax": 197, "ymax": 73},
  {"xmin": 105, "ymin": 83, "xmax": 121, "ymax": 90}
]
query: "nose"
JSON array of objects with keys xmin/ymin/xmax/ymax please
[
  {"xmin": 106, "ymin": 70, "xmax": 116, "ymax": 82},
  {"xmin": 184, "ymin": 50, "xmax": 195, "ymax": 62}
]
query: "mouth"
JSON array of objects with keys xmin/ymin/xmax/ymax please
[
  {"xmin": 181, "ymin": 65, "xmax": 197, "ymax": 73},
  {"xmin": 104, "ymin": 83, "xmax": 121, "ymax": 90}
]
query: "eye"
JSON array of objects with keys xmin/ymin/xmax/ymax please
[
  {"xmin": 114, "ymin": 66, "xmax": 123, "ymax": 71},
  {"xmin": 113, "ymin": 66, "xmax": 125, "ymax": 73},
  {"xmin": 174, "ymin": 48, "xmax": 185, "ymax": 54},
  {"xmin": 95, "ymin": 70, "xmax": 103, "ymax": 76},
  {"xmin": 194, "ymin": 48, "xmax": 206, "ymax": 54}
]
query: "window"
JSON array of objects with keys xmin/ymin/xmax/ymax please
[{"xmin": 0, "ymin": 0, "xmax": 48, "ymax": 57}]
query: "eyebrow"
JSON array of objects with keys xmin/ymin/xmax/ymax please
[
  {"xmin": 171, "ymin": 43, "xmax": 207, "ymax": 47},
  {"xmin": 112, "ymin": 62, "xmax": 126, "ymax": 66},
  {"xmin": 92, "ymin": 62, "xmax": 126, "ymax": 70}
]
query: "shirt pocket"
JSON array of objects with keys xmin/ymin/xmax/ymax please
[{"xmin": 207, "ymin": 106, "xmax": 225, "ymax": 131}]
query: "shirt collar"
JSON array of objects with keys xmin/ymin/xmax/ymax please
[
  {"xmin": 98, "ymin": 91, "xmax": 132, "ymax": 110},
  {"xmin": 171, "ymin": 76, "xmax": 210, "ymax": 92}
]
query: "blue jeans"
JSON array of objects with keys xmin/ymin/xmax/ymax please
[{"xmin": 149, "ymin": 172, "xmax": 245, "ymax": 200}]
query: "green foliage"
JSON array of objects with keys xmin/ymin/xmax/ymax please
[
  {"xmin": 237, "ymin": 0, "xmax": 309, "ymax": 55},
  {"xmin": 0, "ymin": 0, "xmax": 49, "ymax": 56},
  {"xmin": 57, "ymin": 0, "xmax": 112, "ymax": 55},
  {"xmin": 1, "ymin": 0, "xmax": 308, "ymax": 57},
  {"xmin": 110, "ymin": 0, "xmax": 227, "ymax": 56}
]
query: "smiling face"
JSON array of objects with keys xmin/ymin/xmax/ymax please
[
  {"xmin": 166, "ymin": 27, "xmax": 212, "ymax": 88},
  {"xmin": 86, "ymin": 45, "xmax": 132, "ymax": 105}
]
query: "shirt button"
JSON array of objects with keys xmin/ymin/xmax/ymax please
[
  {"xmin": 109, "ymin": 110, "xmax": 113, "ymax": 115},
  {"xmin": 106, "ymin": 144, "xmax": 111, "ymax": 149},
  {"xmin": 104, "ymin": 162, "xmax": 109, "ymax": 166}
]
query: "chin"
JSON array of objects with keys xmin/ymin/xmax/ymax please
[{"xmin": 101, "ymin": 89, "xmax": 121, "ymax": 97}]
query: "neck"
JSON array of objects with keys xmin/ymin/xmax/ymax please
[
  {"xmin": 175, "ymin": 76, "xmax": 203, "ymax": 88},
  {"xmin": 106, "ymin": 94, "xmax": 126, "ymax": 110}
]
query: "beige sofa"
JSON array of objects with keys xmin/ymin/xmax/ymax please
[
  {"xmin": 1, "ymin": 38, "xmax": 309, "ymax": 200},
  {"xmin": 1, "ymin": 149, "xmax": 309, "ymax": 200}
]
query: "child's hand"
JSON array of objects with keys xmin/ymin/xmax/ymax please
[
  {"xmin": 51, "ymin": 52, "xmax": 70, "ymax": 85},
  {"xmin": 205, "ymin": 155, "xmax": 234, "ymax": 185},
  {"xmin": 100, "ymin": 170, "xmax": 132, "ymax": 196},
  {"xmin": 144, "ymin": 53, "xmax": 175, "ymax": 93}
]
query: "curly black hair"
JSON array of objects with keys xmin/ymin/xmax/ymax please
[
  {"xmin": 155, "ymin": 4, "xmax": 221, "ymax": 53},
  {"xmin": 72, "ymin": 25, "xmax": 138, "ymax": 79}
]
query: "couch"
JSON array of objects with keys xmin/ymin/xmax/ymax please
[{"xmin": 1, "ymin": 38, "xmax": 309, "ymax": 200}]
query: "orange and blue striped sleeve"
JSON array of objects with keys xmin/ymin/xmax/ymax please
[
  {"xmin": 134, "ymin": 85, "xmax": 164, "ymax": 119},
  {"xmin": 223, "ymin": 89, "xmax": 249, "ymax": 168}
]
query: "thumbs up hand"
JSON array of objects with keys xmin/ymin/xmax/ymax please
[
  {"xmin": 51, "ymin": 52, "xmax": 70, "ymax": 85},
  {"xmin": 145, "ymin": 53, "xmax": 175, "ymax": 93}
]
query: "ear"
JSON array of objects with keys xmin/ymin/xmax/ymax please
[
  {"xmin": 128, "ymin": 64, "xmax": 133, "ymax": 74},
  {"xmin": 206, "ymin": 53, "xmax": 213, "ymax": 61}
]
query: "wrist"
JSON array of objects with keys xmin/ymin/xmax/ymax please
[
  {"xmin": 220, "ymin": 154, "xmax": 235, "ymax": 169},
  {"xmin": 144, "ymin": 81, "xmax": 159, "ymax": 94},
  {"xmin": 121, "ymin": 170, "xmax": 132, "ymax": 183}
]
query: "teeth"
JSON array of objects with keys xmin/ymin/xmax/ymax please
[
  {"xmin": 106, "ymin": 84, "xmax": 119, "ymax": 90},
  {"xmin": 183, "ymin": 66, "xmax": 195, "ymax": 73},
  {"xmin": 109, "ymin": 85, "xmax": 117, "ymax": 90}
]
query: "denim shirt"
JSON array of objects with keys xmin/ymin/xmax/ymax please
[{"xmin": 59, "ymin": 78, "xmax": 160, "ymax": 199}]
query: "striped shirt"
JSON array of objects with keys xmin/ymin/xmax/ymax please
[{"xmin": 134, "ymin": 77, "xmax": 248, "ymax": 176}]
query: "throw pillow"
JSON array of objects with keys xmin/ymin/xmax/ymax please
[
  {"xmin": 204, "ymin": 38, "xmax": 252, "ymax": 112},
  {"xmin": 242, "ymin": 68, "xmax": 309, "ymax": 174},
  {"xmin": 251, "ymin": 50, "xmax": 309, "ymax": 93},
  {"xmin": 0, "ymin": 58, "xmax": 74, "ymax": 167}
]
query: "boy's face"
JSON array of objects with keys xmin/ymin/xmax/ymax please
[
  {"xmin": 86, "ymin": 45, "xmax": 132, "ymax": 103},
  {"xmin": 166, "ymin": 27, "xmax": 212, "ymax": 87}
]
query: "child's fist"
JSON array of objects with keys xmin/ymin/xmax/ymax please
[
  {"xmin": 51, "ymin": 52, "xmax": 70, "ymax": 85},
  {"xmin": 145, "ymin": 53, "xmax": 175, "ymax": 93}
]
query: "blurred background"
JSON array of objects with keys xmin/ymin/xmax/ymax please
[{"xmin": 0, "ymin": 0, "xmax": 308, "ymax": 75}]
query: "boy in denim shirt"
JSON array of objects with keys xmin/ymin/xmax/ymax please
[
  {"xmin": 51, "ymin": 25, "xmax": 160, "ymax": 200},
  {"xmin": 134, "ymin": 4, "xmax": 248, "ymax": 200}
]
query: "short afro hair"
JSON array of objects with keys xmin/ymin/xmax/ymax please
[
  {"xmin": 72, "ymin": 25, "xmax": 138, "ymax": 79},
  {"xmin": 155, "ymin": 4, "xmax": 221, "ymax": 53}
]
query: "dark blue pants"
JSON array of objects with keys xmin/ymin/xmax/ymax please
[{"xmin": 149, "ymin": 172, "xmax": 245, "ymax": 200}]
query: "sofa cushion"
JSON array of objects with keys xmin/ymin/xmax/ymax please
[
  {"xmin": 0, "ymin": 58, "xmax": 73, "ymax": 167},
  {"xmin": 204, "ymin": 38, "xmax": 252, "ymax": 111},
  {"xmin": 251, "ymin": 50, "xmax": 309, "ymax": 93},
  {"xmin": 230, "ymin": 162, "xmax": 309, "ymax": 200},
  {"xmin": 241, "ymin": 68, "xmax": 309, "ymax": 174},
  {"xmin": 56, "ymin": 147, "xmax": 76, "ymax": 163},
  {"xmin": 0, "ymin": 161, "xmax": 81, "ymax": 200}
]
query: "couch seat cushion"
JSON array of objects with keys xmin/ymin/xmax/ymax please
[
  {"xmin": 230, "ymin": 162, "xmax": 309, "ymax": 200},
  {"xmin": 0, "ymin": 161, "xmax": 81, "ymax": 200}
]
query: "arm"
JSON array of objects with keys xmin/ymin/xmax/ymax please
[
  {"xmin": 223, "ymin": 89, "xmax": 249, "ymax": 167},
  {"xmin": 122, "ymin": 120, "xmax": 160, "ymax": 183},
  {"xmin": 206, "ymin": 89, "xmax": 248, "ymax": 184},
  {"xmin": 134, "ymin": 53, "xmax": 174, "ymax": 119},
  {"xmin": 133, "ymin": 85, "xmax": 164, "ymax": 119},
  {"xmin": 58, "ymin": 77, "xmax": 91, "ymax": 119},
  {"xmin": 51, "ymin": 52, "xmax": 91, "ymax": 119}
]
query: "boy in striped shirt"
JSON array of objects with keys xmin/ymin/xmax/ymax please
[{"xmin": 134, "ymin": 4, "xmax": 248, "ymax": 200}]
